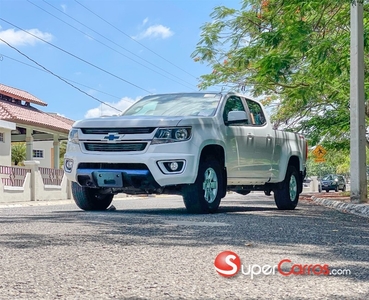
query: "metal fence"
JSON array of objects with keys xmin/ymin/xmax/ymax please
[
  {"xmin": 0, "ymin": 165, "xmax": 30, "ymax": 187},
  {"xmin": 39, "ymin": 167, "xmax": 64, "ymax": 186}
]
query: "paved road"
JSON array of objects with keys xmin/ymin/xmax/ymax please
[{"xmin": 0, "ymin": 193, "xmax": 368, "ymax": 299}]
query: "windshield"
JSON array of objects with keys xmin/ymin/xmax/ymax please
[
  {"xmin": 322, "ymin": 175, "xmax": 335, "ymax": 180},
  {"xmin": 122, "ymin": 93, "xmax": 221, "ymax": 117}
]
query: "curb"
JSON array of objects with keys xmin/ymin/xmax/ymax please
[{"xmin": 311, "ymin": 196, "xmax": 369, "ymax": 219}]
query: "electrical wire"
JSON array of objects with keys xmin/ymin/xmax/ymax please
[
  {"xmin": 0, "ymin": 53, "xmax": 122, "ymax": 100},
  {"xmin": 74, "ymin": 0, "xmax": 198, "ymax": 80},
  {"xmin": 0, "ymin": 17, "xmax": 152, "ymax": 94},
  {"xmin": 0, "ymin": 38, "xmax": 122, "ymax": 112},
  {"xmin": 28, "ymin": 0, "xmax": 197, "ymax": 90}
]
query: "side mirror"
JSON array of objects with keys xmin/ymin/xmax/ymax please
[{"xmin": 227, "ymin": 111, "xmax": 248, "ymax": 125}]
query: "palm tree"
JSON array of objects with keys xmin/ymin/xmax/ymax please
[
  {"xmin": 11, "ymin": 143, "xmax": 26, "ymax": 166},
  {"xmin": 59, "ymin": 140, "xmax": 67, "ymax": 169}
]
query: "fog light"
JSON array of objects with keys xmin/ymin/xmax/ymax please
[
  {"xmin": 157, "ymin": 160, "xmax": 185, "ymax": 174},
  {"xmin": 65, "ymin": 159, "xmax": 74, "ymax": 172},
  {"xmin": 169, "ymin": 162, "xmax": 179, "ymax": 171}
]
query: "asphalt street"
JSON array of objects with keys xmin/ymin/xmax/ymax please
[{"xmin": 0, "ymin": 193, "xmax": 368, "ymax": 299}]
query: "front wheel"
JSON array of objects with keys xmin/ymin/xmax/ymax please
[
  {"xmin": 182, "ymin": 158, "xmax": 224, "ymax": 214},
  {"xmin": 342, "ymin": 185, "xmax": 346, "ymax": 192},
  {"xmin": 274, "ymin": 165, "xmax": 299, "ymax": 210},
  {"xmin": 72, "ymin": 182, "xmax": 114, "ymax": 211}
]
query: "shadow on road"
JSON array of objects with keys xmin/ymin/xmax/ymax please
[{"xmin": 0, "ymin": 197, "xmax": 369, "ymax": 282}]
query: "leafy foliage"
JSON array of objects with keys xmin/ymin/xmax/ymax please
[
  {"xmin": 59, "ymin": 141, "xmax": 67, "ymax": 169},
  {"xmin": 11, "ymin": 143, "xmax": 26, "ymax": 166},
  {"xmin": 192, "ymin": 0, "xmax": 369, "ymax": 150}
]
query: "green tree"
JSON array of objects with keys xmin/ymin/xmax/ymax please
[
  {"xmin": 192, "ymin": 0, "xmax": 369, "ymax": 149},
  {"xmin": 59, "ymin": 140, "xmax": 67, "ymax": 169},
  {"xmin": 11, "ymin": 143, "xmax": 26, "ymax": 166}
]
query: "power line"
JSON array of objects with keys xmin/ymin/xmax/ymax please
[
  {"xmin": 0, "ymin": 17, "xmax": 153, "ymax": 94},
  {"xmin": 74, "ymin": 0, "xmax": 199, "ymax": 80},
  {"xmin": 0, "ymin": 53, "xmax": 122, "ymax": 100},
  {"xmin": 0, "ymin": 38, "xmax": 122, "ymax": 112},
  {"xmin": 28, "ymin": 0, "xmax": 197, "ymax": 90}
]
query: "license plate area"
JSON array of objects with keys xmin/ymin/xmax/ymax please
[{"xmin": 94, "ymin": 171, "xmax": 123, "ymax": 187}]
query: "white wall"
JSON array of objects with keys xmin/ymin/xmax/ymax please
[
  {"xmin": 0, "ymin": 120, "xmax": 16, "ymax": 166},
  {"xmin": 0, "ymin": 170, "xmax": 71, "ymax": 203},
  {"xmin": 32, "ymin": 140, "xmax": 53, "ymax": 168}
]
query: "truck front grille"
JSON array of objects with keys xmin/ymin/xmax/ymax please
[{"xmin": 84, "ymin": 142, "xmax": 147, "ymax": 152}]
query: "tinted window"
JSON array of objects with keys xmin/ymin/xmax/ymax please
[
  {"xmin": 223, "ymin": 96, "xmax": 247, "ymax": 124},
  {"xmin": 246, "ymin": 99, "xmax": 266, "ymax": 125}
]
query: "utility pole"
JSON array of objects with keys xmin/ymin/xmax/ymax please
[{"xmin": 350, "ymin": 0, "xmax": 367, "ymax": 203}]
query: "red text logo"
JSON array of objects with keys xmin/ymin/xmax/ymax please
[
  {"xmin": 214, "ymin": 250, "xmax": 241, "ymax": 277},
  {"xmin": 277, "ymin": 259, "xmax": 330, "ymax": 276}
]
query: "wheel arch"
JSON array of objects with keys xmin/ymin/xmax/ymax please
[
  {"xmin": 199, "ymin": 144, "xmax": 227, "ymax": 198},
  {"xmin": 288, "ymin": 156, "xmax": 304, "ymax": 194}
]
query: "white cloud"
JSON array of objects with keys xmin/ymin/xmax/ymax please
[
  {"xmin": 142, "ymin": 18, "xmax": 149, "ymax": 26},
  {"xmin": 0, "ymin": 28, "xmax": 53, "ymax": 46},
  {"xmin": 134, "ymin": 24, "xmax": 174, "ymax": 40},
  {"xmin": 84, "ymin": 96, "xmax": 140, "ymax": 118}
]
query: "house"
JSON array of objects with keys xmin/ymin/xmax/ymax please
[
  {"xmin": 0, "ymin": 83, "xmax": 74, "ymax": 168},
  {"xmin": 0, "ymin": 119, "xmax": 16, "ymax": 166}
]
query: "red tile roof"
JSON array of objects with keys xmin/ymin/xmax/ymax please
[
  {"xmin": 0, "ymin": 100, "xmax": 72, "ymax": 134},
  {"xmin": 0, "ymin": 83, "xmax": 47, "ymax": 107},
  {"xmin": 47, "ymin": 113, "xmax": 75, "ymax": 126}
]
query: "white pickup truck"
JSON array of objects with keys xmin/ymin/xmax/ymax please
[{"xmin": 64, "ymin": 92, "xmax": 307, "ymax": 213}]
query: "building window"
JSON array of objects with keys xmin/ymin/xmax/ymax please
[
  {"xmin": 0, "ymin": 132, "xmax": 4, "ymax": 142},
  {"xmin": 33, "ymin": 149, "xmax": 44, "ymax": 158}
]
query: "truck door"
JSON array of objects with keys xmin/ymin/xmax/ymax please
[
  {"xmin": 244, "ymin": 98, "xmax": 274, "ymax": 180},
  {"xmin": 222, "ymin": 96, "xmax": 259, "ymax": 183}
]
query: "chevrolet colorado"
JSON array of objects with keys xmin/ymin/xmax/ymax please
[{"xmin": 64, "ymin": 92, "xmax": 307, "ymax": 213}]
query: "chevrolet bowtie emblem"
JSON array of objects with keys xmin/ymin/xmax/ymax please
[{"xmin": 104, "ymin": 133, "xmax": 120, "ymax": 141}]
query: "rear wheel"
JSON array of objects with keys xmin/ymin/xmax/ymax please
[
  {"xmin": 342, "ymin": 185, "xmax": 346, "ymax": 192},
  {"xmin": 72, "ymin": 182, "xmax": 114, "ymax": 211},
  {"xmin": 274, "ymin": 165, "xmax": 299, "ymax": 210},
  {"xmin": 182, "ymin": 158, "xmax": 224, "ymax": 214},
  {"xmin": 335, "ymin": 185, "xmax": 339, "ymax": 192}
]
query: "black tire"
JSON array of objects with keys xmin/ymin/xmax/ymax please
[
  {"xmin": 326, "ymin": 189, "xmax": 329, "ymax": 193},
  {"xmin": 342, "ymin": 185, "xmax": 346, "ymax": 192},
  {"xmin": 335, "ymin": 185, "xmax": 339, "ymax": 192},
  {"xmin": 318, "ymin": 186, "xmax": 322, "ymax": 193},
  {"xmin": 274, "ymin": 165, "xmax": 299, "ymax": 210},
  {"xmin": 182, "ymin": 158, "xmax": 224, "ymax": 214},
  {"xmin": 71, "ymin": 182, "xmax": 114, "ymax": 211}
]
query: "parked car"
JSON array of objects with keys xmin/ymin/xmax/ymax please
[
  {"xmin": 318, "ymin": 174, "xmax": 346, "ymax": 192},
  {"xmin": 303, "ymin": 177, "xmax": 312, "ymax": 188}
]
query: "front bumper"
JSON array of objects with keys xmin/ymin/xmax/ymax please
[{"xmin": 64, "ymin": 149, "xmax": 198, "ymax": 191}]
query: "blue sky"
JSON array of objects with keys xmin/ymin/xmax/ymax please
[{"xmin": 0, "ymin": 0, "xmax": 242, "ymax": 121}]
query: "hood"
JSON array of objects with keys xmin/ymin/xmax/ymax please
[{"xmin": 72, "ymin": 115, "xmax": 184, "ymax": 128}]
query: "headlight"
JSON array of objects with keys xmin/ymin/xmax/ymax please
[
  {"xmin": 152, "ymin": 127, "xmax": 191, "ymax": 144},
  {"xmin": 68, "ymin": 129, "xmax": 80, "ymax": 144}
]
